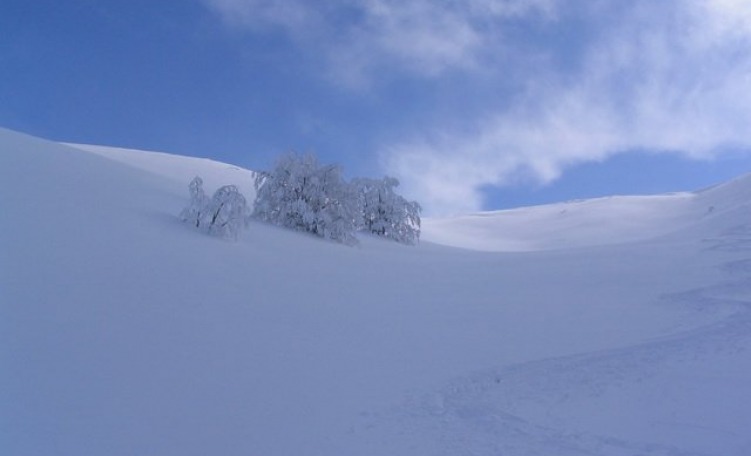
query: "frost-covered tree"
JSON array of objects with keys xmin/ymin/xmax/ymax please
[
  {"xmin": 353, "ymin": 176, "xmax": 421, "ymax": 245},
  {"xmin": 253, "ymin": 153, "xmax": 358, "ymax": 244},
  {"xmin": 180, "ymin": 177, "xmax": 249, "ymax": 240},
  {"xmin": 180, "ymin": 176, "xmax": 210, "ymax": 228},
  {"xmin": 205, "ymin": 185, "xmax": 249, "ymax": 239}
]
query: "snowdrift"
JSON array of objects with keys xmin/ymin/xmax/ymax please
[
  {"xmin": 422, "ymin": 175, "xmax": 751, "ymax": 252},
  {"xmin": 2, "ymin": 127, "xmax": 751, "ymax": 455}
]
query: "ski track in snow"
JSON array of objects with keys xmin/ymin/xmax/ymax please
[{"xmin": 360, "ymin": 228, "xmax": 751, "ymax": 456}]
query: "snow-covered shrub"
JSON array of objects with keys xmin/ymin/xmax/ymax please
[
  {"xmin": 180, "ymin": 176, "xmax": 249, "ymax": 240},
  {"xmin": 253, "ymin": 153, "xmax": 358, "ymax": 244},
  {"xmin": 180, "ymin": 176, "xmax": 210, "ymax": 228},
  {"xmin": 353, "ymin": 176, "xmax": 421, "ymax": 245},
  {"xmin": 205, "ymin": 185, "xmax": 249, "ymax": 239}
]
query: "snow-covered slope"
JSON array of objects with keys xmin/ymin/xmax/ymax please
[
  {"xmin": 422, "ymin": 194, "xmax": 695, "ymax": 251},
  {"xmin": 65, "ymin": 141, "xmax": 743, "ymax": 253},
  {"xmin": 422, "ymin": 179, "xmax": 751, "ymax": 252},
  {"xmin": 65, "ymin": 142, "xmax": 257, "ymax": 200},
  {"xmin": 2, "ymin": 127, "xmax": 751, "ymax": 455}
]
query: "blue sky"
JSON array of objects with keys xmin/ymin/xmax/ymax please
[{"xmin": 3, "ymin": 0, "xmax": 751, "ymax": 214}]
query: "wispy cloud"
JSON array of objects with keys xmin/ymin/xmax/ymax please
[
  {"xmin": 384, "ymin": 0, "xmax": 751, "ymax": 213},
  {"xmin": 204, "ymin": 0, "xmax": 751, "ymax": 214},
  {"xmin": 202, "ymin": 0, "xmax": 554, "ymax": 84},
  {"xmin": 202, "ymin": 0, "xmax": 317, "ymax": 31}
]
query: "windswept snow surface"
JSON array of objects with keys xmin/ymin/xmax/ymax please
[
  {"xmin": 422, "ymin": 194, "xmax": 701, "ymax": 252},
  {"xmin": 65, "ymin": 142, "xmax": 257, "ymax": 200},
  {"xmin": 2, "ymin": 127, "xmax": 751, "ymax": 455}
]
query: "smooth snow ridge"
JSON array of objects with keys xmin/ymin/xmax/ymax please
[
  {"xmin": 66, "ymin": 142, "xmax": 257, "ymax": 200},
  {"xmin": 422, "ymin": 193, "xmax": 696, "ymax": 251},
  {"xmin": 423, "ymin": 174, "xmax": 751, "ymax": 252}
]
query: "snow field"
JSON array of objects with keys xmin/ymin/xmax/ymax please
[{"xmin": 2, "ymin": 127, "xmax": 751, "ymax": 455}]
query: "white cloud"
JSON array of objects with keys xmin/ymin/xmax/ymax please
[
  {"xmin": 701, "ymin": 0, "xmax": 751, "ymax": 38},
  {"xmin": 202, "ymin": 0, "xmax": 554, "ymax": 84},
  {"xmin": 204, "ymin": 0, "xmax": 751, "ymax": 214},
  {"xmin": 383, "ymin": 0, "xmax": 751, "ymax": 214},
  {"xmin": 202, "ymin": 0, "xmax": 317, "ymax": 31}
]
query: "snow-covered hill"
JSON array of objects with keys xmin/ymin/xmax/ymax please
[
  {"xmin": 65, "ymin": 142, "xmax": 257, "ymax": 200},
  {"xmin": 2, "ymin": 127, "xmax": 751, "ymax": 455},
  {"xmin": 422, "ymin": 176, "xmax": 751, "ymax": 252},
  {"xmin": 64, "ymin": 140, "xmax": 750, "ymax": 253}
]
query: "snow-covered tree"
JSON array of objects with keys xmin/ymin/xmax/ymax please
[
  {"xmin": 180, "ymin": 177, "xmax": 249, "ymax": 240},
  {"xmin": 205, "ymin": 185, "xmax": 249, "ymax": 239},
  {"xmin": 180, "ymin": 176, "xmax": 210, "ymax": 228},
  {"xmin": 353, "ymin": 176, "xmax": 421, "ymax": 245},
  {"xmin": 253, "ymin": 153, "xmax": 358, "ymax": 244}
]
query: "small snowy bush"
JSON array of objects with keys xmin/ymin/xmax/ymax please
[
  {"xmin": 205, "ymin": 185, "xmax": 249, "ymax": 239},
  {"xmin": 180, "ymin": 176, "xmax": 249, "ymax": 240},
  {"xmin": 353, "ymin": 177, "xmax": 421, "ymax": 245},
  {"xmin": 180, "ymin": 176, "xmax": 210, "ymax": 228}
]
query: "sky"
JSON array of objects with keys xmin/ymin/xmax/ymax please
[{"xmin": 2, "ymin": 0, "xmax": 751, "ymax": 214}]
